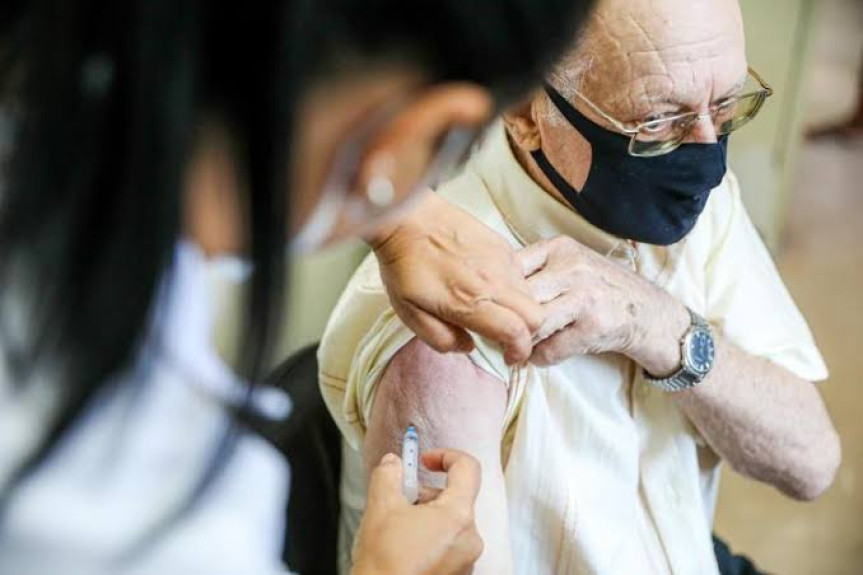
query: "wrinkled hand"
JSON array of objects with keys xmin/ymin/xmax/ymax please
[
  {"xmin": 352, "ymin": 449, "xmax": 484, "ymax": 575},
  {"xmin": 516, "ymin": 236, "xmax": 689, "ymax": 372},
  {"xmin": 367, "ymin": 192, "xmax": 543, "ymax": 364}
]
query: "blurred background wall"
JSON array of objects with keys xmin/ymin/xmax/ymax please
[
  {"xmin": 715, "ymin": 1, "xmax": 863, "ymax": 573},
  {"xmin": 730, "ymin": 0, "xmax": 817, "ymax": 251},
  {"xmin": 212, "ymin": 241, "xmax": 368, "ymax": 363}
]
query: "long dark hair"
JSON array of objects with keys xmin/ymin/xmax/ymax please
[{"xmin": 0, "ymin": 0, "xmax": 593, "ymax": 535}]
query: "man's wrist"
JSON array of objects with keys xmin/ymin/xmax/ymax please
[{"xmin": 632, "ymin": 298, "xmax": 690, "ymax": 377}]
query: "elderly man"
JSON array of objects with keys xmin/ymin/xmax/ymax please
[{"xmin": 319, "ymin": 0, "xmax": 841, "ymax": 573}]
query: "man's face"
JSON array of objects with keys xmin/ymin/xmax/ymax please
[{"xmin": 516, "ymin": 0, "xmax": 748, "ymax": 196}]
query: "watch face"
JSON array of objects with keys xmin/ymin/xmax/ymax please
[{"xmin": 687, "ymin": 330, "xmax": 715, "ymax": 375}]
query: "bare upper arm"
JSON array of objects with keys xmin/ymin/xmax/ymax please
[
  {"xmin": 364, "ymin": 337, "xmax": 509, "ymax": 476},
  {"xmin": 363, "ymin": 338, "xmax": 516, "ymax": 575}
]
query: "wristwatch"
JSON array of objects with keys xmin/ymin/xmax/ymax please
[{"xmin": 644, "ymin": 308, "xmax": 715, "ymax": 392}]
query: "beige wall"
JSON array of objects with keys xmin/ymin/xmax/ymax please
[
  {"xmin": 276, "ymin": 241, "xmax": 369, "ymax": 357},
  {"xmin": 731, "ymin": 0, "xmax": 816, "ymax": 250},
  {"xmin": 211, "ymin": 241, "xmax": 368, "ymax": 365}
]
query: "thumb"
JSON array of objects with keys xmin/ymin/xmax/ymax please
[
  {"xmin": 516, "ymin": 241, "xmax": 551, "ymax": 278},
  {"xmin": 366, "ymin": 453, "xmax": 408, "ymax": 511},
  {"xmin": 391, "ymin": 298, "xmax": 475, "ymax": 355}
]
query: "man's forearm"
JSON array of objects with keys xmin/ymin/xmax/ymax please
[
  {"xmin": 641, "ymin": 302, "xmax": 841, "ymax": 500},
  {"xmin": 514, "ymin": 235, "xmax": 840, "ymax": 500}
]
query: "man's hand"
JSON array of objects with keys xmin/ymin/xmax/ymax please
[
  {"xmin": 367, "ymin": 192, "xmax": 543, "ymax": 364},
  {"xmin": 516, "ymin": 236, "xmax": 690, "ymax": 372},
  {"xmin": 352, "ymin": 449, "xmax": 484, "ymax": 575}
]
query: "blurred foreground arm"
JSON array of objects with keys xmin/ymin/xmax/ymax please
[{"xmin": 367, "ymin": 192, "xmax": 542, "ymax": 365}]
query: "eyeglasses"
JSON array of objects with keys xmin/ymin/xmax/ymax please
[{"xmin": 568, "ymin": 67, "xmax": 774, "ymax": 157}]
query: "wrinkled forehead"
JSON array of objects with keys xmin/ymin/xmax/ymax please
[{"xmin": 569, "ymin": 0, "xmax": 748, "ymax": 121}]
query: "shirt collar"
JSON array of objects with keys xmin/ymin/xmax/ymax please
[{"xmin": 470, "ymin": 121, "xmax": 633, "ymax": 260}]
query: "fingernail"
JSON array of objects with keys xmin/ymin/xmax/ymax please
[{"xmin": 381, "ymin": 453, "xmax": 399, "ymax": 465}]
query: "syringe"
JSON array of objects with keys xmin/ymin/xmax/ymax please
[{"xmin": 401, "ymin": 424, "xmax": 420, "ymax": 504}]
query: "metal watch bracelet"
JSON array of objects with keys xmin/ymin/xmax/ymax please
[{"xmin": 643, "ymin": 308, "xmax": 714, "ymax": 393}]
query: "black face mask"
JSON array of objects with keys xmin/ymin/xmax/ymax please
[{"xmin": 531, "ymin": 84, "xmax": 729, "ymax": 246}]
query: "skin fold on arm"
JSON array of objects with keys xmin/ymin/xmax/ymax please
[{"xmin": 364, "ymin": 338, "xmax": 514, "ymax": 575}]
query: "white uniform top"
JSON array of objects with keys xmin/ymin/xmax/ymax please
[
  {"xmin": 0, "ymin": 242, "xmax": 292, "ymax": 575},
  {"xmin": 319, "ymin": 122, "xmax": 828, "ymax": 575}
]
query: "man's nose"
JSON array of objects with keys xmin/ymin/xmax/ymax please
[{"xmin": 688, "ymin": 114, "xmax": 719, "ymax": 144}]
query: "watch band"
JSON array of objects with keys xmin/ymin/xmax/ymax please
[
  {"xmin": 644, "ymin": 308, "xmax": 712, "ymax": 393},
  {"xmin": 689, "ymin": 308, "xmax": 710, "ymax": 331},
  {"xmin": 647, "ymin": 366, "xmax": 701, "ymax": 393}
]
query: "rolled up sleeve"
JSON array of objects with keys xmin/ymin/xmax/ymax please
[{"xmin": 704, "ymin": 174, "xmax": 828, "ymax": 382}]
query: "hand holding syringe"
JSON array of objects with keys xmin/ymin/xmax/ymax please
[{"xmin": 356, "ymin": 443, "xmax": 484, "ymax": 575}]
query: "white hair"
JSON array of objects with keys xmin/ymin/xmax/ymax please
[{"xmin": 543, "ymin": 41, "xmax": 597, "ymax": 126}]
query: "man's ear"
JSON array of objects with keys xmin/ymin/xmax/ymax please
[{"xmin": 502, "ymin": 93, "xmax": 543, "ymax": 152}]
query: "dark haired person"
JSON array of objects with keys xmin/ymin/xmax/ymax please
[{"xmin": 0, "ymin": 1, "xmax": 595, "ymax": 573}]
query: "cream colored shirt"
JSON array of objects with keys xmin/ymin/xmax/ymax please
[{"xmin": 319, "ymin": 122, "xmax": 828, "ymax": 575}]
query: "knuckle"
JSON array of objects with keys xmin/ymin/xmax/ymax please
[
  {"xmin": 468, "ymin": 530, "xmax": 484, "ymax": 561},
  {"xmin": 545, "ymin": 338, "xmax": 569, "ymax": 363},
  {"xmin": 407, "ymin": 320, "xmax": 457, "ymax": 353},
  {"xmin": 474, "ymin": 266, "xmax": 495, "ymax": 284},
  {"xmin": 503, "ymin": 331, "xmax": 531, "ymax": 357},
  {"xmin": 533, "ymin": 345, "xmax": 553, "ymax": 366},
  {"xmin": 446, "ymin": 282, "xmax": 483, "ymax": 314},
  {"xmin": 501, "ymin": 320, "xmax": 528, "ymax": 343},
  {"xmin": 427, "ymin": 335, "xmax": 456, "ymax": 354}
]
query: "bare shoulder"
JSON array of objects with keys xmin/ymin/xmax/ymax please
[
  {"xmin": 386, "ymin": 338, "xmax": 496, "ymax": 389},
  {"xmin": 377, "ymin": 338, "xmax": 508, "ymax": 439}
]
